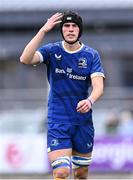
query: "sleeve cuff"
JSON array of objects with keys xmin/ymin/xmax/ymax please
[
  {"xmin": 91, "ymin": 72, "xmax": 105, "ymax": 79},
  {"xmin": 36, "ymin": 51, "xmax": 44, "ymax": 63}
]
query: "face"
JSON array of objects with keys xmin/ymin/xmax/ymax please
[{"xmin": 62, "ymin": 22, "xmax": 80, "ymax": 43}]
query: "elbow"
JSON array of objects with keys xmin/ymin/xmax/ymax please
[
  {"xmin": 20, "ymin": 55, "xmax": 25, "ymax": 64},
  {"xmin": 20, "ymin": 55, "xmax": 29, "ymax": 64}
]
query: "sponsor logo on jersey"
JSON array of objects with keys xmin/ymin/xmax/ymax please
[
  {"xmin": 68, "ymin": 74, "xmax": 86, "ymax": 80},
  {"xmin": 66, "ymin": 68, "xmax": 72, "ymax": 73},
  {"xmin": 78, "ymin": 58, "xmax": 87, "ymax": 68},
  {"xmin": 55, "ymin": 54, "xmax": 62, "ymax": 60},
  {"xmin": 55, "ymin": 68, "xmax": 86, "ymax": 81},
  {"xmin": 55, "ymin": 68, "xmax": 65, "ymax": 74},
  {"xmin": 87, "ymin": 143, "xmax": 93, "ymax": 148}
]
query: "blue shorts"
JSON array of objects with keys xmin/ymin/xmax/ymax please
[{"xmin": 47, "ymin": 123, "xmax": 94, "ymax": 154}]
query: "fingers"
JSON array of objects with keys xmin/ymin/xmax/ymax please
[
  {"xmin": 42, "ymin": 12, "xmax": 63, "ymax": 33},
  {"xmin": 48, "ymin": 12, "xmax": 63, "ymax": 25},
  {"xmin": 52, "ymin": 12, "xmax": 63, "ymax": 19},
  {"xmin": 76, "ymin": 100, "xmax": 92, "ymax": 113}
]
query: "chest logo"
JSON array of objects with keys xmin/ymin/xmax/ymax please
[
  {"xmin": 78, "ymin": 58, "xmax": 87, "ymax": 68},
  {"xmin": 55, "ymin": 54, "xmax": 62, "ymax": 60}
]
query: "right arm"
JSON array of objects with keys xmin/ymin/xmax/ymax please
[{"xmin": 20, "ymin": 12, "xmax": 63, "ymax": 65}]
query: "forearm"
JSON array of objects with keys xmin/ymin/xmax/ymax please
[
  {"xmin": 77, "ymin": 78, "xmax": 104, "ymax": 113},
  {"xmin": 20, "ymin": 29, "xmax": 46, "ymax": 64},
  {"xmin": 88, "ymin": 86, "xmax": 104, "ymax": 105},
  {"xmin": 88, "ymin": 77, "xmax": 104, "ymax": 104}
]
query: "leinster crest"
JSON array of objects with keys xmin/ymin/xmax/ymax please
[{"xmin": 78, "ymin": 58, "xmax": 87, "ymax": 68}]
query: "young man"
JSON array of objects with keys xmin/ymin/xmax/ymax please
[{"xmin": 20, "ymin": 11, "xmax": 105, "ymax": 179}]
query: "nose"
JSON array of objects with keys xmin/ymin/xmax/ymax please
[{"xmin": 69, "ymin": 25, "xmax": 74, "ymax": 31}]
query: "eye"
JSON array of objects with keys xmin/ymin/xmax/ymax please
[
  {"xmin": 63, "ymin": 24, "xmax": 70, "ymax": 27},
  {"xmin": 72, "ymin": 24, "xmax": 78, "ymax": 28}
]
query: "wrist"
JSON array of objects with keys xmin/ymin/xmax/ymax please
[
  {"xmin": 87, "ymin": 97, "xmax": 94, "ymax": 107},
  {"xmin": 39, "ymin": 28, "xmax": 47, "ymax": 34}
]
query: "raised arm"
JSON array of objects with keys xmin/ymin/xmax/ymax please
[{"xmin": 20, "ymin": 12, "xmax": 63, "ymax": 65}]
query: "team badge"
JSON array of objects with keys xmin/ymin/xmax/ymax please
[{"xmin": 78, "ymin": 58, "xmax": 87, "ymax": 68}]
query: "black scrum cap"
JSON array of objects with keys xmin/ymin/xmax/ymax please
[{"xmin": 60, "ymin": 11, "xmax": 83, "ymax": 39}]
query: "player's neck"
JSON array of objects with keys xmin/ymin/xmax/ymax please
[{"xmin": 64, "ymin": 41, "xmax": 82, "ymax": 52}]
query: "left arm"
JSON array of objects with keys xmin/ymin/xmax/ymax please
[{"xmin": 76, "ymin": 76, "xmax": 104, "ymax": 113}]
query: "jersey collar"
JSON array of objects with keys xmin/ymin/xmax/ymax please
[{"xmin": 62, "ymin": 41, "xmax": 84, "ymax": 54}]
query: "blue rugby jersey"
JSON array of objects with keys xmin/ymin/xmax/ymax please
[{"xmin": 37, "ymin": 41, "xmax": 105, "ymax": 125}]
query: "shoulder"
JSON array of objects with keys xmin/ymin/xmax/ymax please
[
  {"xmin": 83, "ymin": 44, "xmax": 100, "ymax": 58},
  {"xmin": 41, "ymin": 41, "xmax": 62, "ymax": 51}
]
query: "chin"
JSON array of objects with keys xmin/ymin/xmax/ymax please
[{"xmin": 65, "ymin": 39, "xmax": 77, "ymax": 44}]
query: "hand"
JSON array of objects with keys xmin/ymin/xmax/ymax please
[
  {"xmin": 76, "ymin": 99, "xmax": 92, "ymax": 113},
  {"xmin": 41, "ymin": 12, "xmax": 63, "ymax": 33}
]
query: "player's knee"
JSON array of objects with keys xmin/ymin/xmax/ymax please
[
  {"xmin": 53, "ymin": 167, "xmax": 70, "ymax": 179},
  {"xmin": 72, "ymin": 155, "xmax": 92, "ymax": 179},
  {"xmin": 74, "ymin": 166, "xmax": 88, "ymax": 179},
  {"xmin": 51, "ymin": 156, "xmax": 71, "ymax": 179}
]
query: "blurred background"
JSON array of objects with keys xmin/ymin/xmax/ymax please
[{"xmin": 0, "ymin": 0, "xmax": 133, "ymax": 179}]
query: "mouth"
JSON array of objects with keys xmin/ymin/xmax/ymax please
[{"xmin": 67, "ymin": 34, "xmax": 75, "ymax": 37}]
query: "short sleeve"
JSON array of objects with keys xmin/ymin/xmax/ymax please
[
  {"xmin": 90, "ymin": 51, "xmax": 105, "ymax": 78},
  {"xmin": 37, "ymin": 43, "xmax": 52, "ymax": 64}
]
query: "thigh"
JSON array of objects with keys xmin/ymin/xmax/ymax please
[
  {"xmin": 48, "ymin": 148, "xmax": 72, "ymax": 163},
  {"xmin": 72, "ymin": 124, "xmax": 94, "ymax": 154},
  {"xmin": 72, "ymin": 150, "xmax": 92, "ymax": 157}
]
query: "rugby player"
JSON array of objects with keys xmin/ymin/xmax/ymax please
[{"xmin": 20, "ymin": 11, "xmax": 105, "ymax": 179}]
